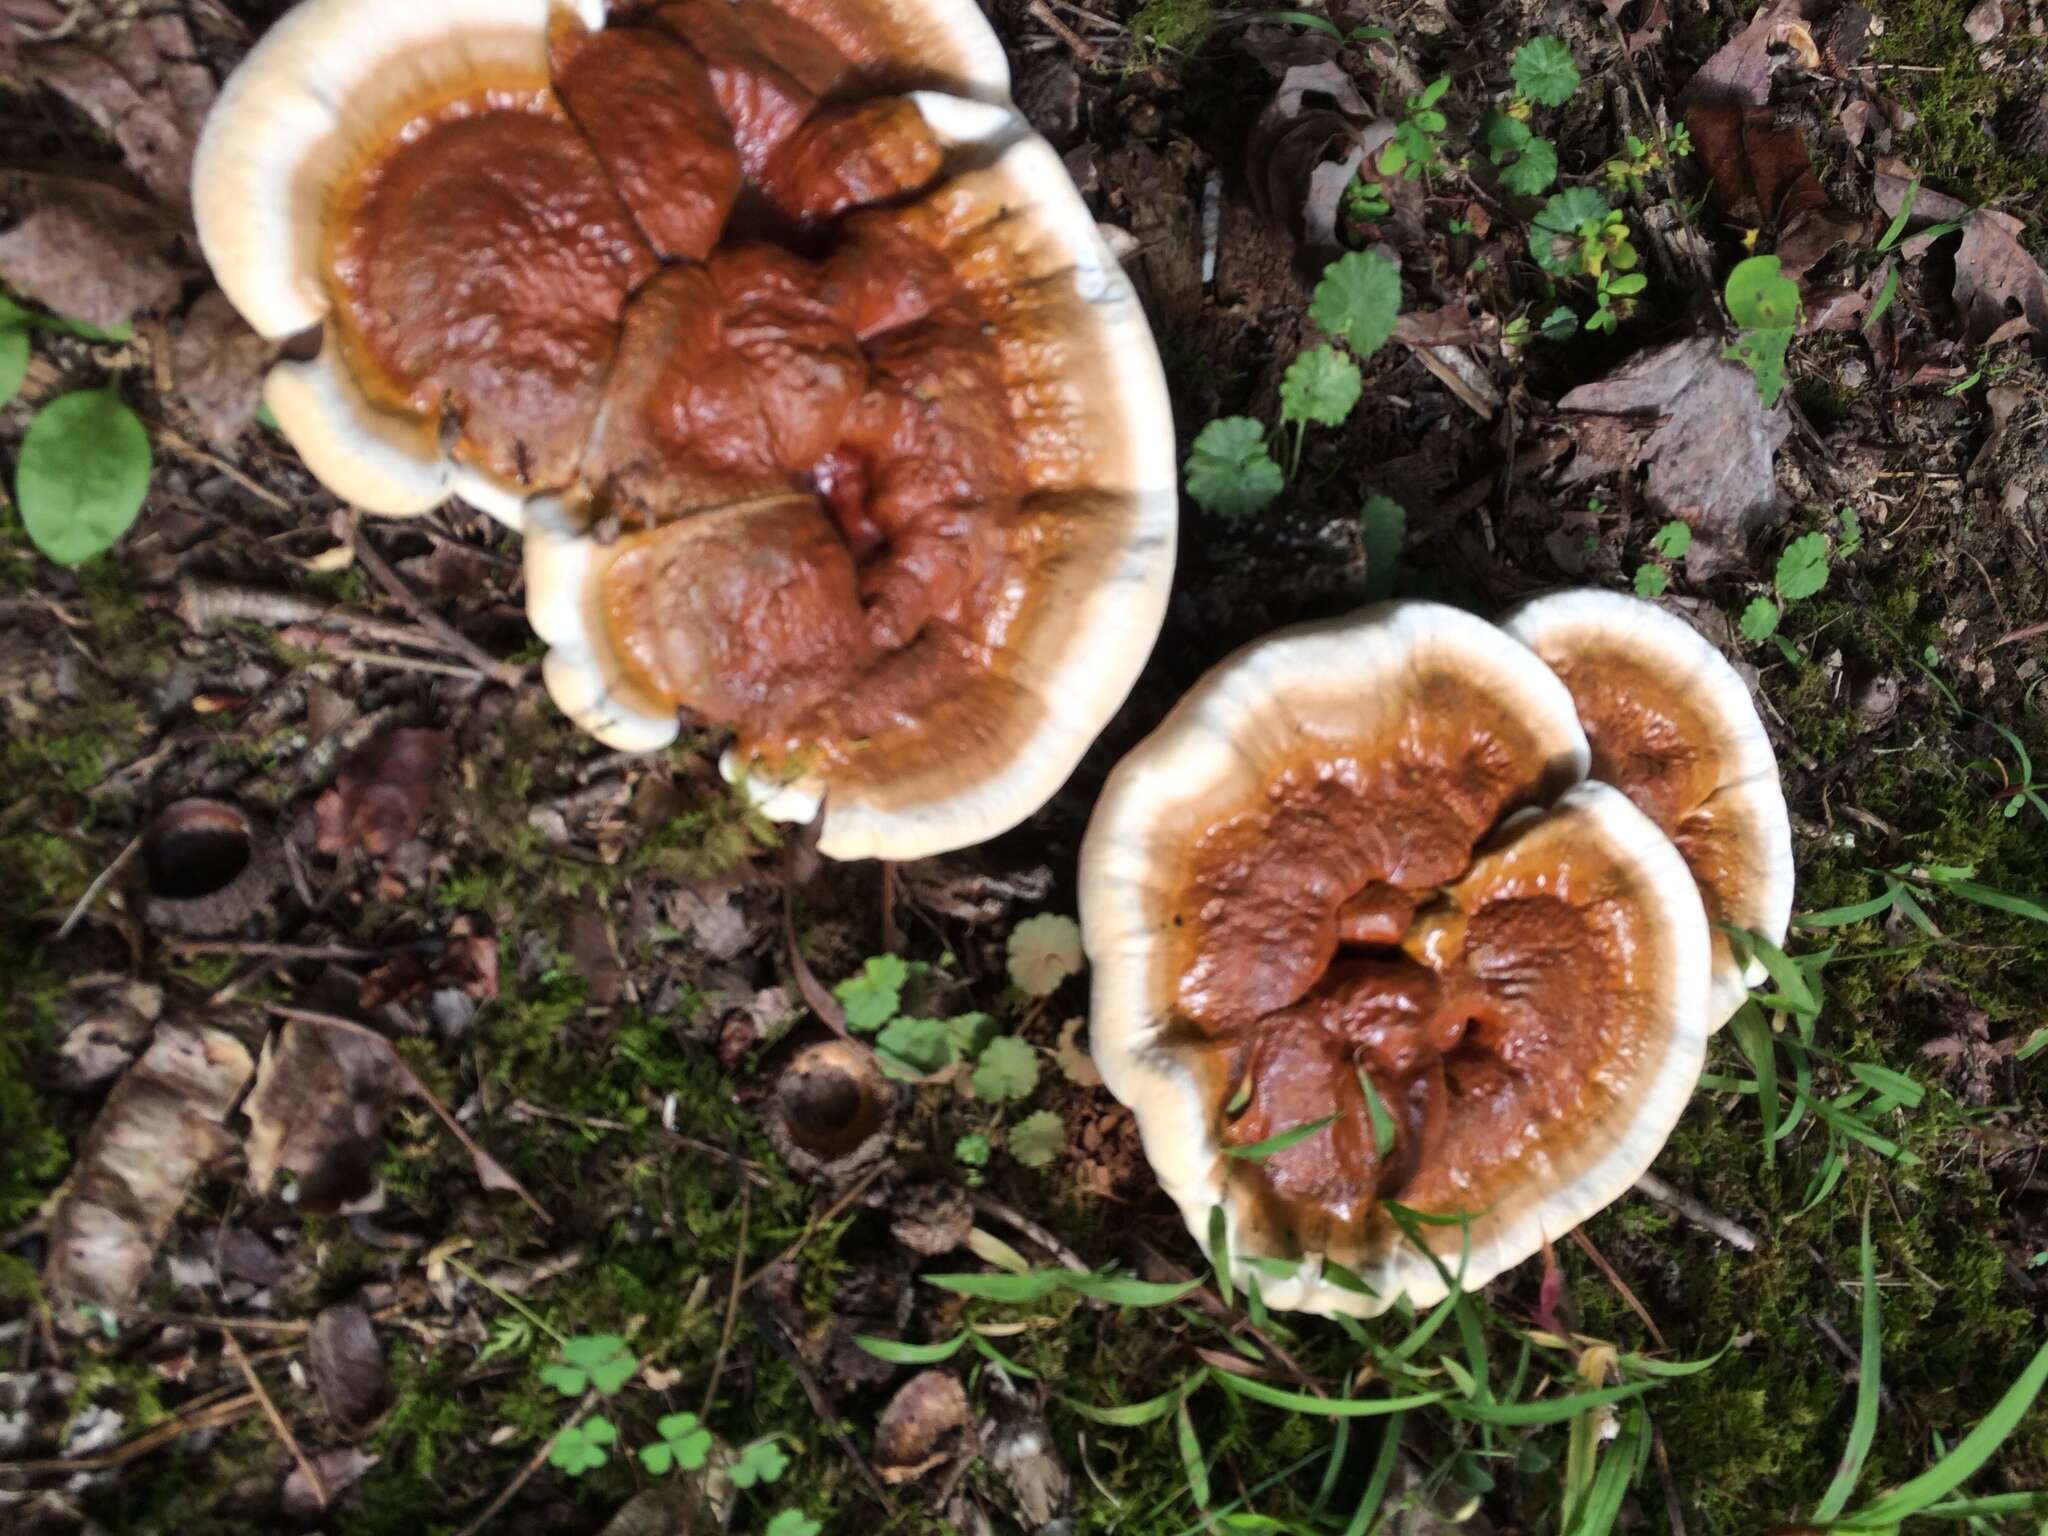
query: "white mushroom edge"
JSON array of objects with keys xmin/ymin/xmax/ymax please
[{"xmin": 1078, "ymin": 602, "xmax": 1720, "ymax": 1317}]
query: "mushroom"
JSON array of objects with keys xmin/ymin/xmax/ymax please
[
  {"xmin": 195, "ymin": 1, "xmax": 1173, "ymax": 861},
  {"xmin": 525, "ymin": 93, "xmax": 1177, "ymax": 858},
  {"xmin": 1502, "ymin": 589, "xmax": 1794, "ymax": 1027},
  {"xmin": 190, "ymin": 0, "xmax": 1015, "ymax": 527},
  {"xmin": 1079, "ymin": 602, "xmax": 1713, "ymax": 1315}
]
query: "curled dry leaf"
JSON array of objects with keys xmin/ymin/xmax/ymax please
[
  {"xmin": 982, "ymin": 1372, "xmax": 1072, "ymax": 1529},
  {"xmin": 875, "ymin": 1370, "xmax": 976, "ymax": 1484},
  {"xmin": 45, "ymin": 1023, "xmax": 254, "ymax": 1312},
  {"xmin": 1951, "ymin": 209, "xmax": 2048, "ymax": 347},
  {"xmin": 1557, "ymin": 334, "xmax": 1789, "ymax": 577},
  {"xmin": 1683, "ymin": 0, "xmax": 1820, "ymax": 108},
  {"xmin": 15, "ymin": 10, "xmax": 215, "ymax": 211},
  {"xmin": 1244, "ymin": 60, "xmax": 1395, "ymax": 251},
  {"xmin": 0, "ymin": 177, "xmax": 184, "ymax": 333},
  {"xmin": 1683, "ymin": 103, "xmax": 1863, "ymax": 275},
  {"xmin": 243, "ymin": 1019, "xmax": 401, "ymax": 1212},
  {"xmin": 357, "ymin": 929, "xmax": 499, "ymax": 1012},
  {"xmin": 308, "ymin": 1304, "xmax": 390, "ymax": 1437},
  {"xmin": 315, "ymin": 728, "xmax": 448, "ymax": 857},
  {"xmin": 282, "ymin": 1446, "xmax": 379, "ymax": 1519},
  {"xmin": 167, "ymin": 290, "xmax": 273, "ymax": 448}
]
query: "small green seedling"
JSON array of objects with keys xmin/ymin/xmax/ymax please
[
  {"xmin": 541, "ymin": 1333, "xmax": 639, "ymax": 1397},
  {"xmin": 1738, "ymin": 529, "xmax": 1831, "ymax": 647},
  {"xmin": 955, "ymin": 1132, "xmax": 992, "ymax": 1168},
  {"xmin": 1184, "ymin": 416, "xmax": 1284, "ymax": 517},
  {"xmin": 833, "ymin": 953, "xmax": 909, "ymax": 1032},
  {"xmin": 1632, "ymin": 519, "xmax": 1690, "ymax": 597},
  {"xmin": 970, "ymin": 1035, "xmax": 1039, "ymax": 1103},
  {"xmin": 1378, "ymin": 76, "xmax": 1452, "ymax": 182},
  {"xmin": 1587, "ymin": 269, "xmax": 1647, "ymax": 333},
  {"xmin": 1278, "ymin": 344, "xmax": 1363, "ymax": 475},
  {"xmin": 1530, "ymin": 188, "xmax": 1635, "ymax": 278},
  {"xmin": 1483, "ymin": 112, "xmax": 1559, "ymax": 197},
  {"xmin": 1009, "ymin": 1109, "xmax": 1065, "ymax": 1168},
  {"xmin": 548, "ymin": 1416, "xmax": 618, "ymax": 1476},
  {"xmin": 1723, "ymin": 254, "xmax": 1801, "ymax": 408},
  {"xmin": 730, "ymin": 1438, "xmax": 791, "ymax": 1489},
  {"xmin": 1309, "ymin": 249, "xmax": 1403, "ymax": 359}
]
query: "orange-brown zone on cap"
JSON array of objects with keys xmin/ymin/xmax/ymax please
[
  {"xmin": 320, "ymin": 3, "xmax": 1018, "ymax": 745},
  {"xmin": 1544, "ymin": 653, "xmax": 1742, "ymax": 926},
  {"xmin": 1166, "ymin": 685, "xmax": 1649, "ymax": 1252}
]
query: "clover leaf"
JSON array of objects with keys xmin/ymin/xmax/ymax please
[
  {"xmin": 1309, "ymin": 250, "xmax": 1402, "ymax": 359},
  {"xmin": 640, "ymin": 1411, "xmax": 714, "ymax": 1475},
  {"xmin": 1512, "ymin": 35, "xmax": 1580, "ymax": 107},
  {"xmin": 1184, "ymin": 416, "xmax": 1283, "ymax": 517},
  {"xmin": 834, "ymin": 954, "xmax": 909, "ymax": 1033},
  {"xmin": 548, "ymin": 1415, "xmax": 618, "ymax": 1477},
  {"xmin": 731, "ymin": 1438, "xmax": 791, "ymax": 1489},
  {"xmin": 1278, "ymin": 344, "xmax": 1363, "ymax": 429},
  {"xmin": 541, "ymin": 1334, "xmax": 638, "ymax": 1397},
  {"xmin": 971, "ymin": 1036, "xmax": 1040, "ymax": 1104},
  {"xmin": 766, "ymin": 1513, "xmax": 822, "ymax": 1536}
]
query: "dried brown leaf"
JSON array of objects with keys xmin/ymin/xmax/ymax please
[
  {"xmin": 875, "ymin": 1371, "xmax": 975, "ymax": 1484},
  {"xmin": 357, "ymin": 931, "xmax": 499, "ymax": 1011},
  {"xmin": 1683, "ymin": 102, "xmax": 1863, "ymax": 274},
  {"xmin": 1952, "ymin": 209, "xmax": 2048, "ymax": 347},
  {"xmin": 45, "ymin": 1023, "xmax": 254, "ymax": 1311},
  {"xmin": 315, "ymin": 728, "xmax": 448, "ymax": 857},
  {"xmin": 21, "ymin": 13, "xmax": 215, "ymax": 211},
  {"xmin": 0, "ymin": 178, "xmax": 184, "ymax": 332},
  {"xmin": 308, "ymin": 1304, "xmax": 389, "ymax": 1437},
  {"xmin": 1683, "ymin": 0, "xmax": 1820, "ymax": 107},
  {"xmin": 167, "ymin": 290, "xmax": 273, "ymax": 447},
  {"xmin": 243, "ymin": 1020, "xmax": 401, "ymax": 1212},
  {"xmin": 282, "ymin": 1447, "xmax": 379, "ymax": 1519},
  {"xmin": 1558, "ymin": 334, "xmax": 1789, "ymax": 576}
]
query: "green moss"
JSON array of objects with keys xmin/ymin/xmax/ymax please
[{"xmin": 1131, "ymin": 0, "xmax": 1214, "ymax": 58}]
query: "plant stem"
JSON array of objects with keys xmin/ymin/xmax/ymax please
[{"xmin": 448, "ymin": 1257, "xmax": 570, "ymax": 1347}]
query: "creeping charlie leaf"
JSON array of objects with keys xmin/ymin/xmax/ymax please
[
  {"xmin": 1185, "ymin": 416, "xmax": 1283, "ymax": 518},
  {"xmin": 1007, "ymin": 913, "xmax": 1084, "ymax": 997},
  {"xmin": 1009, "ymin": 1109, "xmax": 1065, "ymax": 1169},
  {"xmin": 1512, "ymin": 35, "xmax": 1580, "ymax": 107},
  {"xmin": 1775, "ymin": 532, "xmax": 1830, "ymax": 601},
  {"xmin": 1499, "ymin": 135, "xmax": 1559, "ymax": 196},
  {"xmin": 1739, "ymin": 596, "xmax": 1782, "ymax": 643},
  {"xmin": 1529, "ymin": 187, "xmax": 1612, "ymax": 277},
  {"xmin": 1279, "ymin": 345, "xmax": 1364, "ymax": 428},
  {"xmin": 970, "ymin": 1036, "xmax": 1039, "ymax": 1103},
  {"xmin": 1309, "ymin": 250, "xmax": 1403, "ymax": 359},
  {"xmin": 1650, "ymin": 520, "xmax": 1692, "ymax": 559},
  {"xmin": 1633, "ymin": 564, "xmax": 1669, "ymax": 598},
  {"xmin": 834, "ymin": 954, "xmax": 908, "ymax": 1033},
  {"xmin": 18, "ymin": 385, "xmax": 152, "ymax": 566}
]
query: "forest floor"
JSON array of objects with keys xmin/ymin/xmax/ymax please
[{"xmin": 3, "ymin": 0, "xmax": 2048, "ymax": 1533}]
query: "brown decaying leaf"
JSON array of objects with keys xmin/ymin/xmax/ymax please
[
  {"xmin": 45, "ymin": 1023, "xmax": 255, "ymax": 1311},
  {"xmin": 243, "ymin": 1019, "xmax": 401, "ymax": 1212},
  {"xmin": 53, "ymin": 980, "xmax": 162, "ymax": 1092},
  {"xmin": 1557, "ymin": 334, "xmax": 1790, "ymax": 577},
  {"xmin": 875, "ymin": 1371, "xmax": 976, "ymax": 1484},
  {"xmin": 356, "ymin": 930, "xmax": 499, "ymax": 1011},
  {"xmin": 307, "ymin": 1304, "xmax": 390, "ymax": 1437},
  {"xmin": 1683, "ymin": 0, "xmax": 1820, "ymax": 108},
  {"xmin": 0, "ymin": 177, "xmax": 184, "ymax": 332},
  {"xmin": 167, "ymin": 290, "xmax": 274, "ymax": 448},
  {"xmin": 1951, "ymin": 209, "xmax": 2048, "ymax": 348},
  {"xmin": 1244, "ymin": 60, "xmax": 1394, "ymax": 251},
  {"xmin": 1683, "ymin": 102, "xmax": 1863, "ymax": 275},
  {"xmin": 315, "ymin": 728, "xmax": 449, "ymax": 857},
  {"xmin": 17, "ymin": 12, "xmax": 215, "ymax": 212},
  {"xmin": 282, "ymin": 1447, "xmax": 379, "ymax": 1520}
]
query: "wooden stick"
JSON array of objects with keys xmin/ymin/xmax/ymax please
[
  {"xmin": 453, "ymin": 1389, "xmax": 599, "ymax": 1536},
  {"xmin": 1568, "ymin": 1228, "xmax": 1667, "ymax": 1351},
  {"xmin": 1632, "ymin": 1172, "xmax": 1760, "ymax": 1253},
  {"xmin": 0, "ymin": 1392, "xmax": 258, "ymax": 1475},
  {"xmin": 699, "ymin": 1164, "xmax": 753, "ymax": 1419},
  {"xmin": 223, "ymin": 1330, "xmax": 327, "ymax": 1509},
  {"xmin": 742, "ymin": 1163, "xmax": 886, "ymax": 1293},
  {"xmin": 343, "ymin": 510, "xmax": 525, "ymax": 686},
  {"xmin": 55, "ymin": 834, "xmax": 141, "ymax": 940}
]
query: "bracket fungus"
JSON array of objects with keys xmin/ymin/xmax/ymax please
[
  {"xmin": 1079, "ymin": 600, "xmax": 1757, "ymax": 1316},
  {"xmin": 194, "ymin": 0, "xmax": 1175, "ymax": 862},
  {"xmin": 1502, "ymin": 589, "xmax": 1794, "ymax": 1028}
]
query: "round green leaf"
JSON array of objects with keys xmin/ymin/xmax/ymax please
[
  {"xmin": 0, "ymin": 327, "xmax": 27, "ymax": 406},
  {"xmin": 1512, "ymin": 35, "xmax": 1580, "ymax": 107},
  {"xmin": 1499, "ymin": 135, "xmax": 1559, "ymax": 197},
  {"xmin": 1724, "ymin": 254, "xmax": 1801, "ymax": 330},
  {"xmin": 1184, "ymin": 416, "xmax": 1284, "ymax": 518},
  {"xmin": 1529, "ymin": 187, "xmax": 1612, "ymax": 276},
  {"xmin": 18, "ymin": 385, "xmax": 151, "ymax": 566},
  {"xmin": 1310, "ymin": 249, "xmax": 1403, "ymax": 359}
]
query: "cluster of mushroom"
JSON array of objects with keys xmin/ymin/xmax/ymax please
[
  {"xmin": 1080, "ymin": 593, "xmax": 1793, "ymax": 1315},
  {"xmin": 193, "ymin": 0, "xmax": 1176, "ymax": 861}
]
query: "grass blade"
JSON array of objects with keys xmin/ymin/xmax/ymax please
[
  {"xmin": 1875, "ymin": 180, "xmax": 1917, "ymax": 252},
  {"xmin": 1443, "ymin": 1379, "xmax": 1657, "ymax": 1427},
  {"xmin": 1846, "ymin": 1339, "xmax": 2048, "ymax": 1524},
  {"xmin": 1814, "ymin": 1202, "xmax": 1881, "ymax": 1520},
  {"xmin": 1728, "ymin": 1003, "xmax": 1779, "ymax": 1165},
  {"xmin": 1176, "ymin": 1400, "xmax": 1210, "ymax": 1507},
  {"xmin": 1062, "ymin": 1274, "xmax": 1203, "ymax": 1307},
  {"xmin": 924, "ymin": 1271, "xmax": 1066, "ymax": 1302},
  {"xmin": 1312, "ymin": 1420, "xmax": 1352, "ymax": 1517},
  {"xmin": 1847, "ymin": 1062, "xmax": 1924, "ymax": 1110},
  {"xmin": 1945, "ymin": 878, "xmax": 2048, "ymax": 926},
  {"xmin": 1211, "ymin": 1371, "xmax": 1444, "ymax": 1417},
  {"xmin": 853, "ymin": 1332, "xmax": 967, "ymax": 1364},
  {"xmin": 1225, "ymin": 1114, "xmax": 1340, "ymax": 1161},
  {"xmin": 1358, "ymin": 1071, "xmax": 1398, "ymax": 1159},
  {"xmin": 1209, "ymin": 1204, "xmax": 1233, "ymax": 1312},
  {"xmin": 1796, "ymin": 890, "xmax": 1900, "ymax": 928},
  {"xmin": 1062, "ymin": 1373, "xmax": 1200, "ymax": 1426},
  {"xmin": 1344, "ymin": 1413, "xmax": 1406, "ymax": 1536}
]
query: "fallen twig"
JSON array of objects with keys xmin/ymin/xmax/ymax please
[
  {"xmin": 743, "ymin": 1162, "xmax": 885, "ymax": 1293},
  {"xmin": 0, "ymin": 1391, "xmax": 258, "ymax": 1475},
  {"xmin": 968, "ymin": 1191, "xmax": 1092, "ymax": 1276},
  {"xmin": 1632, "ymin": 1172, "xmax": 1760, "ymax": 1252},
  {"xmin": 55, "ymin": 833, "xmax": 141, "ymax": 941},
  {"xmin": 453, "ymin": 1388, "xmax": 599, "ymax": 1536},
  {"xmin": 342, "ymin": 509, "xmax": 525, "ymax": 686},
  {"xmin": 177, "ymin": 579, "xmax": 440, "ymax": 655},
  {"xmin": 223, "ymin": 1329, "xmax": 327, "ymax": 1509},
  {"xmin": 700, "ymin": 1154, "xmax": 753, "ymax": 1419},
  {"xmin": 747, "ymin": 1292, "xmax": 893, "ymax": 1508},
  {"xmin": 1568, "ymin": 1228, "xmax": 1667, "ymax": 1351}
]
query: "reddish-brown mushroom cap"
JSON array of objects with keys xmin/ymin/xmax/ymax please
[
  {"xmin": 1079, "ymin": 602, "xmax": 1713, "ymax": 1315},
  {"xmin": 1502, "ymin": 589, "xmax": 1794, "ymax": 1028}
]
